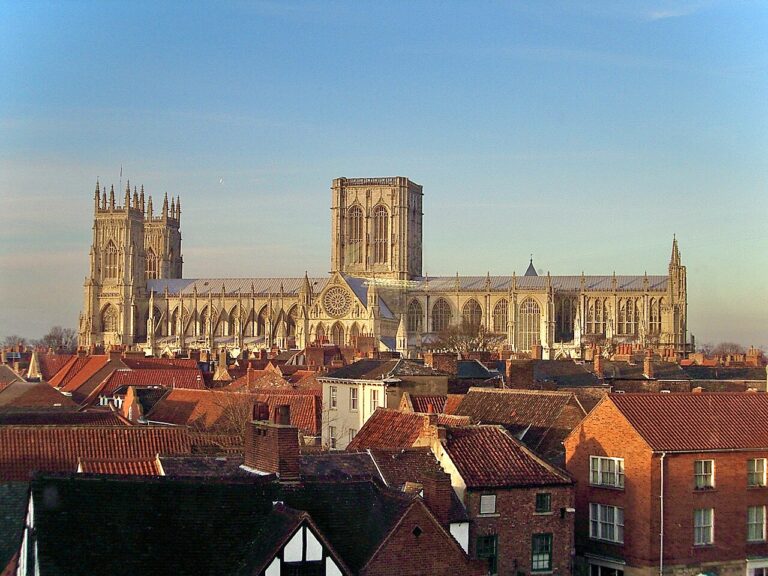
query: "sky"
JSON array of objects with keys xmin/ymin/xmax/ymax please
[{"xmin": 1, "ymin": 0, "xmax": 766, "ymax": 348}]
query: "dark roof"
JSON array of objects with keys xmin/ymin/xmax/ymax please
[
  {"xmin": 524, "ymin": 258, "xmax": 538, "ymax": 277},
  {"xmin": 443, "ymin": 426, "xmax": 572, "ymax": 488},
  {"xmin": 0, "ymin": 482, "xmax": 28, "ymax": 573},
  {"xmin": 608, "ymin": 392, "xmax": 768, "ymax": 451},
  {"xmin": 531, "ymin": 360, "xmax": 603, "ymax": 387},
  {"xmin": 159, "ymin": 456, "xmax": 249, "ymax": 478},
  {"xmin": 325, "ymin": 359, "xmax": 449, "ymax": 380},
  {"xmin": 135, "ymin": 386, "xmax": 169, "ymax": 415},
  {"xmin": 681, "ymin": 365, "xmax": 767, "ymax": 381},
  {"xmin": 0, "ymin": 365, "xmax": 23, "ymax": 388},
  {"xmin": 300, "ymin": 452, "xmax": 378, "ymax": 481},
  {"xmin": 593, "ymin": 360, "xmax": 690, "ymax": 380},
  {"xmin": 456, "ymin": 360, "xmax": 495, "ymax": 380}
]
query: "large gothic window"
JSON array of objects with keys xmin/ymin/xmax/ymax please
[
  {"xmin": 146, "ymin": 248, "xmax": 158, "ymax": 280},
  {"xmin": 228, "ymin": 308, "xmax": 238, "ymax": 337},
  {"xmin": 556, "ymin": 297, "xmax": 577, "ymax": 341},
  {"xmin": 257, "ymin": 307, "xmax": 268, "ymax": 337},
  {"xmin": 407, "ymin": 300, "xmax": 423, "ymax": 333},
  {"xmin": 331, "ymin": 322, "xmax": 345, "ymax": 346},
  {"xmin": 649, "ymin": 298, "xmax": 661, "ymax": 334},
  {"xmin": 350, "ymin": 322, "xmax": 360, "ymax": 343},
  {"xmin": 618, "ymin": 298, "xmax": 637, "ymax": 335},
  {"xmin": 104, "ymin": 241, "xmax": 118, "ymax": 280},
  {"xmin": 200, "ymin": 308, "xmax": 213, "ymax": 336},
  {"xmin": 431, "ymin": 298, "xmax": 452, "ymax": 333},
  {"xmin": 586, "ymin": 298, "xmax": 605, "ymax": 334},
  {"xmin": 102, "ymin": 305, "xmax": 118, "ymax": 332},
  {"xmin": 462, "ymin": 299, "xmax": 482, "ymax": 329},
  {"xmin": 493, "ymin": 299, "xmax": 508, "ymax": 333},
  {"xmin": 347, "ymin": 205, "xmax": 364, "ymax": 264},
  {"xmin": 287, "ymin": 306, "xmax": 297, "ymax": 337},
  {"xmin": 372, "ymin": 205, "xmax": 388, "ymax": 264},
  {"xmin": 315, "ymin": 323, "xmax": 325, "ymax": 344},
  {"xmin": 519, "ymin": 298, "xmax": 541, "ymax": 352}
]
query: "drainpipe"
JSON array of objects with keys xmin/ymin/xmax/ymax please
[{"xmin": 659, "ymin": 451, "xmax": 666, "ymax": 576}]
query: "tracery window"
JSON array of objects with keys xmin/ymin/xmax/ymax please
[
  {"xmin": 493, "ymin": 299, "xmax": 508, "ymax": 333},
  {"xmin": 200, "ymin": 308, "xmax": 211, "ymax": 336},
  {"xmin": 587, "ymin": 298, "xmax": 605, "ymax": 334},
  {"xmin": 315, "ymin": 323, "xmax": 325, "ymax": 344},
  {"xmin": 649, "ymin": 298, "xmax": 661, "ymax": 333},
  {"xmin": 104, "ymin": 241, "xmax": 118, "ymax": 280},
  {"xmin": 102, "ymin": 305, "xmax": 118, "ymax": 332},
  {"xmin": 287, "ymin": 306, "xmax": 297, "ymax": 337},
  {"xmin": 556, "ymin": 297, "xmax": 577, "ymax": 340},
  {"xmin": 431, "ymin": 298, "xmax": 452, "ymax": 333},
  {"xmin": 349, "ymin": 322, "xmax": 360, "ymax": 344},
  {"xmin": 257, "ymin": 307, "xmax": 268, "ymax": 337},
  {"xmin": 372, "ymin": 205, "xmax": 389, "ymax": 264},
  {"xmin": 618, "ymin": 299, "xmax": 637, "ymax": 335},
  {"xmin": 519, "ymin": 298, "xmax": 541, "ymax": 352},
  {"xmin": 145, "ymin": 248, "xmax": 158, "ymax": 280},
  {"xmin": 347, "ymin": 205, "xmax": 364, "ymax": 264},
  {"xmin": 462, "ymin": 299, "xmax": 482, "ymax": 329},
  {"xmin": 331, "ymin": 322, "xmax": 345, "ymax": 346},
  {"xmin": 407, "ymin": 300, "xmax": 423, "ymax": 333}
]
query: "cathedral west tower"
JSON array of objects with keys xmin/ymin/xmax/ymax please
[{"xmin": 330, "ymin": 177, "xmax": 423, "ymax": 281}]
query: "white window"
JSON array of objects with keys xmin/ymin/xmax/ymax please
[
  {"xmin": 589, "ymin": 503, "xmax": 624, "ymax": 543},
  {"xmin": 749, "ymin": 506, "xmax": 766, "ymax": 542},
  {"xmin": 695, "ymin": 460, "xmax": 714, "ymax": 489},
  {"xmin": 749, "ymin": 458, "xmax": 767, "ymax": 487},
  {"xmin": 348, "ymin": 428, "xmax": 356, "ymax": 443},
  {"xmin": 590, "ymin": 456, "xmax": 624, "ymax": 488},
  {"xmin": 370, "ymin": 389, "xmax": 378, "ymax": 412},
  {"xmin": 480, "ymin": 494, "xmax": 497, "ymax": 515},
  {"xmin": 329, "ymin": 386, "xmax": 337, "ymax": 410},
  {"xmin": 694, "ymin": 508, "xmax": 713, "ymax": 545},
  {"xmin": 328, "ymin": 426, "xmax": 337, "ymax": 449},
  {"xmin": 349, "ymin": 388, "xmax": 358, "ymax": 411}
]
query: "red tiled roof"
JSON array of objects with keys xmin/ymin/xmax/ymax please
[
  {"xmin": 78, "ymin": 456, "xmax": 162, "ymax": 475},
  {"xmin": 409, "ymin": 394, "xmax": 447, "ymax": 413},
  {"xmin": 55, "ymin": 356, "xmax": 111, "ymax": 393},
  {"xmin": 0, "ymin": 381, "xmax": 78, "ymax": 410},
  {"xmin": 100, "ymin": 368, "xmax": 205, "ymax": 395},
  {"xmin": 443, "ymin": 425, "xmax": 571, "ymax": 488},
  {"xmin": 609, "ymin": 392, "xmax": 768, "ymax": 451},
  {"xmin": 225, "ymin": 371, "xmax": 289, "ymax": 391},
  {"xmin": 0, "ymin": 426, "xmax": 191, "ymax": 480},
  {"xmin": 347, "ymin": 410, "xmax": 470, "ymax": 451},
  {"xmin": 444, "ymin": 394, "xmax": 464, "ymax": 415},
  {"xmin": 36, "ymin": 353, "xmax": 75, "ymax": 381},
  {"xmin": 0, "ymin": 365, "xmax": 23, "ymax": 388},
  {"xmin": 254, "ymin": 393, "xmax": 321, "ymax": 436},
  {"xmin": 121, "ymin": 357, "xmax": 199, "ymax": 370}
]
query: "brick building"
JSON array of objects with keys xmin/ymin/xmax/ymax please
[{"xmin": 564, "ymin": 392, "xmax": 768, "ymax": 576}]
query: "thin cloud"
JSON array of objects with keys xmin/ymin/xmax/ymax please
[{"xmin": 646, "ymin": 2, "xmax": 708, "ymax": 21}]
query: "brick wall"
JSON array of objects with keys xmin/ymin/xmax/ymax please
[{"xmin": 244, "ymin": 420, "xmax": 300, "ymax": 480}]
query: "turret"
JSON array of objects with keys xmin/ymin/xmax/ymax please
[
  {"xmin": 124, "ymin": 181, "xmax": 131, "ymax": 209},
  {"xmin": 132, "ymin": 186, "xmax": 139, "ymax": 210},
  {"xmin": 175, "ymin": 196, "xmax": 181, "ymax": 220},
  {"xmin": 94, "ymin": 180, "xmax": 100, "ymax": 212},
  {"xmin": 139, "ymin": 186, "xmax": 145, "ymax": 215},
  {"xmin": 109, "ymin": 185, "xmax": 115, "ymax": 210},
  {"xmin": 162, "ymin": 192, "xmax": 169, "ymax": 219},
  {"xmin": 147, "ymin": 195, "xmax": 153, "ymax": 219},
  {"xmin": 669, "ymin": 235, "xmax": 681, "ymax": 269},
  {"xmin": 170, "ymin": 197, "xmax": 176, "ymax": 219},
  {"xmin": 101, "ymin": 187, "xmax": 107, "ymax": 210},
  {"xmin": 396, "ymin": 314, "xmax": 408, "ymax": 358}
]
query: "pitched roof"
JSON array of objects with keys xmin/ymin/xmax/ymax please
[
  {"xmin": 77, "ymin": 456, "xmax": 162, "ymax": 475},
  {"xmin": 456, "ymin": 360, "xmax": 495, "ymax": 380},
  {"xmin": 442, "ymin": 425, "xmax": 572, "ymax": 488},
  {"xmin": 121, "ymin": 357, "xmax": 199, "ymax": 370},
  {"xmin": 35, "ymin": 353, "xmax": 75, "ymax": 381},
  {"xmin": 681, "ymin": 365, "xmax": 768, "ymax": 381},
  {"xmin": 444, "ymin": 394, "xmax": 465, "ymax": 415},
  {"xmin": 347, "ymin": 409, "xmax": 470, "ymax": 451},
  {"xmin": 48, "ymin": 355, "xmax": 108, "ymax": 390},
  {"xmin": 100, "ymin": 368, "xmax": 205, "ymax": 395},
  {"xmin": 159, "ymin": 455, "xmax": 249, "ymax": 478},
  {"xmin": 593, "ymin": 360, "xmax": 690, "ymax": 380},
  {"xmin": 300, "ymin": 452, "xmax": 379, "ymax": 481},
  {"xmin": 410, "ymin": 274, "xmax": 668, "ymax": 293},
  {"xmin": 409, "ymin": 394, "xmax": 447, "ymax": 413},
  {"xmin": 0, "ymin": 426, "xmax": 191, "ymax": 480},
  {"xmin": 0, "ymin": 482, "xmax": 28, "ymax": 574},
  {"xmin": 0, "ymin": 380, "xmax": 78, "ymax": 410},
  {"xmin": 530, "ymin": 360, "xmax": 604, "ymax": 387},
  {"xmin": 0, "ymin": 411, "xmax": 128, "ymax": 426},
  {"xmin": 608, "ymin": 392, "xmax": 768, "ymax": 451},
  {"xmin": 0, "ymin": 365, "xmax": 23, "ymax": 389},
  {"xmin": 325, "ymin": 358, "xmax": 449, "ymax": 380}
]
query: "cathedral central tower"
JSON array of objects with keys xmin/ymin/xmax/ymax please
[{"xmin": 330, "ymin": 177, "xmax": 423, "ymax": 281}]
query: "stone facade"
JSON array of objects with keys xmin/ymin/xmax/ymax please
[{"xmin": 79, "ymin": 177, "xmax": 688, "ymax": 359}]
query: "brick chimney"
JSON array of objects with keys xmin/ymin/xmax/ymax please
[
  {"xmin": 420, "ymin": 469, "xmax": 455, "ymax": 528},
  {"xmin": 530, "ymin": 344, "xmax": 543, "ymax": 360},
  {"xmin": 423, "ymin": 352, "xmax": 458, "ymax": 375},
  {"xmin": 643, "ymin": 351, "xmax": 654, "ymax": 380},
  {"xmin": 244, "ymin": 403, "xmax": 300, "ymax": 481},
  {"xmin": 594, "ymin": 347, "xmax": 603, "ymax": 379}
]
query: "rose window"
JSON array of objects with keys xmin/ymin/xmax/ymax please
[{"xmin": 323, "ymin": 286, "xmax": 352, "ymax": 318}]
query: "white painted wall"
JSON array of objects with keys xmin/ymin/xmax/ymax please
[
  {"xmin": 265, "ymin": 557, "xmax": 280, "ymax": 576},
  {"xmin": 306, "ymin": 526, "xmax": 323, "ymax": 561},
  {"xmin": 326, "ymin": 556, "xmax": 343, "ymax": 576},
  {"xmin": 283, "ymin": 528, "xmax": 303, "ymax": 562},
  {"xmin": 450, "ymin": 522, "xmax": 469, "ymax": 553},
  {"xmin": 322, "ymin": 379, "xmax": 385, "ymax": 450}
]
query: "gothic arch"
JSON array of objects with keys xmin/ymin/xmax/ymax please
[
  {"xmin": 101, "ymin": 304, "xmax": 118, "ymax": 333},
  {"xmin": 372, "ymin": 204, "xmax": 389, "ymax": 264},
  {"xmin": 407, "ymin": 299, "xmax": 423, "ymax": 333},
  {"xmin": 286, "ymin": 305, "xmax": 298, "ymax": 337},
  {"xmin": 519, "ymin": 298, "xmax": 541, "ymax": 352},
  {"xmin": 347, "ymin": 204, "xmax": 364, "ymax": 265},
  {"xmin": 104, "ymin": 241, "xmax": 118, "ymax": 280},
  {"xmin": 431, "ymin": 298, "xmax": 452, "ymax": 333},
  {"xmin": 314, "ymin": 322, "xmax": 326, "ymax": 344},
  {"xmin": 349, "ymin": 322, "xmax": 360, "ymax": 344},
  {"xmin": 330, "ymin": 322, "xmax": 345, "ymax": 346},
  {"xmin": 462, "ymin": 299, "xmax": 482, "ymax": 328},
  {"xmin": 493, "ymin": 299, "xmax": 508, "ymax": 333},
  {"xmin": 257, "ymin": 306, "xmax": 269, "ymax": 337},
  {"xmin": 145, "ymin": 247, "xmax": 158, "ymax": 280}
]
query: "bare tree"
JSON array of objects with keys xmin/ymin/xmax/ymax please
[
  {"xmin": 426, "ymin": 320, "xmax": 506, "ymax": 355},
  {"xmin": 711, "ymin": 342, "xmax": 746, "ymax": 355},
  {"xmin": 2, "ymin": 335, "xmax": 27, "ymax": 348},
  {"xmin": 33, "ymin": 326, "xmax": 77, "ymax": 353}
]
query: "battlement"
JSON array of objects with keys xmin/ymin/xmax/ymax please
[
  {"xmin": 93, "ymin": 180, "xmax": 180, "ymax": 223},
  {"xmin": 333, "ymin": 176, "xmax": 421, "ymax": 190}
]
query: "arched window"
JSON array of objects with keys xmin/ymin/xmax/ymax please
[
  {"xmin": 407, "ymin": 300, "xmax": 423, "ymax": 333},
  {"xmin": 331, "ymin": 322, "xmax": 345, "ymax": 346},
  {"xmin": 649, "ymin": 298, "xmax": 661, "ymax": 333},
  {"xmin": 257, "ymin": 307, "xmax": 268, "ymax": 337},
  {"xmin": 372, "ymin": 205, "xmax": 388, "ymax": 264},
  {"xmin": 587, "ymin": 298, "xmax": 605, "ymax": 334},
  {"xmin": 228, "ymin": 308, "xmax": 238, "ymax": 337},
  {"xmin": 493, "ymin": 299, "xmax": 508, "ymax": 333},
  {"xmin": 350, "ymin": 322, "xmax": 360, "ymax": 343},
  {"xmin": 200, "ymin": 308, "xmax": 214, "ymax": 336},
  {"xmin": 347, "ymin": 205, "xmax": 364, "ymax": 264},
  {"xmin": 102, "ymin": 305, "xmax": 118, "ymax": 332},
  {"xmin": 104, "ymin": 241, "xmax": 118, "ymax": 280},
  {"xmin": 431, "ymin": 298, "xmax": 452, "ymax": 333},
  {"xmin": 150, "ymin": 307, "xmax": 163, "ymax": 336},
  {"xmin": 145, "ymin": 248, "xmax": 158, "ymax": 280},
  {"xmin": 170, "ymin": 308, "xmax": 179, "ymax": 336},
  {"xmin": 462, "ymin": 299, "xmax": 482, "ymax": 329},
  {"xmin": 556, "ymin": 298, "xmax": 577, "ymax": 340},
  {"xmin": 519, "ymin": 298, "xmax": 541, "ymax": 352},
  {"xmin": 618, "ymin": 298, "xmax": 637, "ymax": 335},
  {"xmin": 287, "ymin": 306, "xmax": 297, "ymax": 337},
  {"xmin": 315, "ymin": 323, "xmax": 325, "ymax": 344}
]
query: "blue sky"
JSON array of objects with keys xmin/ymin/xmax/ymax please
[{"xmin": 1, "ymin": 1, "xmax": 766, "ymax": 347}]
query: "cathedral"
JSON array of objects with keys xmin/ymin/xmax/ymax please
[{"xmin": 79, "ymin": 177, "xmax": 688, "ymax": 359}]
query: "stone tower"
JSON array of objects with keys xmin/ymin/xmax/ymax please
[
  {"xmin": 330, "ymin": 177, "xmax": 423, "ymax": 281},
  {"xmin": 79, "ymin": 180, "xmax": 182, "ymax": 349},
  {"xmin": 665, "ymin": 236, "xmax": 687, "ymax": 355}
]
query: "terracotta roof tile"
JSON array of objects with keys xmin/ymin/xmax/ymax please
[
  {"xmin": 347, "ymin": 409, "xmax": 470, "ymax": 451},
  {"xmin": 443, "ymin": 426, "xmax": 572, "ymax": 488},
  {"xmin": 409, "ymin": 394, "xmax": 447, "ymax": 413},
  {"xmin": 36, "ymin": 353, "xmax": 75, "ymax": 381},
  {"xmin": 77, "ymin": 456, "xmax": 162, "ymax": 475},
  {"xmin": 609, "ymin": 392, "xmax": 768, "ymax": 451},
  {"xmin": 0, "ymin": 366, "xmax": 23, "ymax": 388},
  {"xmin": 100, "ymin": 368, "xmax": 205, "ymax": 395},
  {"xmin": 0, "ymin": 426, "xmax": 191, "ymax": 480},
  {"xmin": 0, "ymin": 411, "xmax": 128, "ymax": 426},
  {"xmin": 0, "ymin": 381, "xmax": 78, "ymax": 410},
  {"xmin": 444, "ymin": 394, "xmax": 465, "ymax": 415},
  {"xmin": 121, "ymin": 357, "xmax": 199, "ymax": 370}
]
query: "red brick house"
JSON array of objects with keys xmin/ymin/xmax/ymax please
[{"xmin": 564, "ymin": 392, "xmax": 768, "ymax": 576}]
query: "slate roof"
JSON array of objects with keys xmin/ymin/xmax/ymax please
[
  {"xmin": 0, "ymin": 426, "xmax": 191, "ymax": 480},
  {"xmin": 456, "ymin": 360, "xmax": 496, "ymax": 380},
  {"xmin": 0, "ymin": 482, "xmax": 28, "ymax": 575},
  {"xmin": 529, "ymin": 360, "xmax": 603, "ymax": 387},
  {"xmin": 410, "ymin": 274, "xmax": 668, "ymax": 292},
  {"xmin": 77, "ymin": 456, "xmax": 162, "ymax": 475},
  {"xmin": 442, "ymin": 425, "xmax": 572, "ymax": 488},
  {"xmin": 148, "ymin": 277, "xmax": 330, "ymax": 296},
  {"xmin": 159, "ymin": 455, "xmax": 249, "ymax": 478},
  {"xmin": 681, "ymin": 365, "xmax": 767, "ymax": 381},
  {"xmin": 592, "ymin": 360, "xmax": 691, "ymax": 381},
  {"xmin": 0, "ymin": 380, "xmax": 78, "ymax": 411},
  {"xmin": 346, "ymin": 409, "xmax": 470, "ymax": 451},
  {"xmin": 608, "ymin": 392, "xmax": 768, "ymax": 451},
  {"xmin": 325, "ymin": 358, "xmax": 449, "ymax": 381},
  {"xmin": 300, "ymin": 452, "xmax": 379, "ymax": 481}
]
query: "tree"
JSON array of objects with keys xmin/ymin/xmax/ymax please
[
  {"xmin": 426, "ymin": 320, "xmax": 506, "ymax": 355},
  {"xmin": 711, "ymin": 342, "xmax": 745, "ymax": 355},
  {"xmin": 2, "ymin": 335, "xmax": 27, "ymax": 348},
  {"xmin": 33, "ymin": 326, "xmax": 77, "ymax": 353}
]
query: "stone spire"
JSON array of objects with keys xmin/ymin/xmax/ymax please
[
  {"xmin": 147, "ymin": 195, "xmax": 154, "ymax": 218},
  {"xmin": 396, "ymin": 313, "xmax": 408, "ymax": 358},
  {"xmin": 162, "ymin": 192, "xmax": 169, "ymax": 218},
  {"xmin": 175, "ymin": 196, "xmax": 181, "ymax": 220},
  {"xmin": 670, "ymin": 235, "xmax": 681, "ymax": 268},
  {"xmin": 133, "ymin": 186, "xmax": 139, "ymax": 209},
  {"xmin": 139, "ymin": 186, "xmax": 145, "ymax": 215},
  {"xmin": 124, "ymin": 181, "xmax": 131, "ymax": 208},
  {"xmin": 524, "ymin": 256, "xmax": 537, "ymax": 277},
  {"xmin": 94, "ymin": 179, "xmax": 100, "ymax": 211},
  {"xmin": 109, "ymin": 185, "xmax": 115, "ymax": 210}
]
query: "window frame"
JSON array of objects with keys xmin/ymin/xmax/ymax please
[
  {"xmin": 749, "ymin": 458, "xmax": 767, "ymax": 487},
  {"xmin": 694, "ymin": 507, "xmax": 714, "ymax": 546},
  {"xmin": 328, "ymin": 425, "xmax": 336, "ymax": 450},
  {"xmin": 748, "ymin": 505, "xmax": 766, "ymax": 542},
  {"xmin": 329, "ymin": 386, "xmax": 337, "ymax": 410},
  {"xmin": 476, "ymin": 534, "xmax": 498, "ymax": 576},
  {"xmin": 479, "ymin": 494, "xmax": 497, "ymax": 515},
  {"xmin": 370, "ymin": 389, "xmax": 378, "ymax": 412},
  {"xmin": 535, "ymin": 492, "xmax": 552, "ymax": 515},
  {"xmin": 349, "ymin": 387, "xmax": 358, "ymax": 412},
  {"xmin": 694, "ymin": 459, "xmax": 715, "ymax": 490},
  {"xmin": 531, "ymin": 533, "xmax": 553, "ymax": 572},
  {"xmin": 589, "ymin": 503, "xmax": 624, "ymax": 544},
  {"xmin": 590, "ymin": 456, "xmax": 625, "ymax": 489}
]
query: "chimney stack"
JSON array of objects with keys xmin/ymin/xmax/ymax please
[
  {"xmin": 594, "ymin": 347, "xmax": 604, "ymax": 379},
  {"xmin": 420, "ymin": 470, "xmax": 454, "ymax": 528},
  {"xmin": 244, "ymin": 403, "xmax": 300, "ymax": 481},
  {"xmin": 643, "ymin": 350, "xmax": 654, "ymax": 380}
]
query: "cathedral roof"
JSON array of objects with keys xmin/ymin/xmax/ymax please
[
  {"xmin": 524, "ymin": 259, "xmax": 538, "ymax": 277},
  {"xmin": 148, "ymin": 277, "xmax": 330, "ymax": 296}
]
